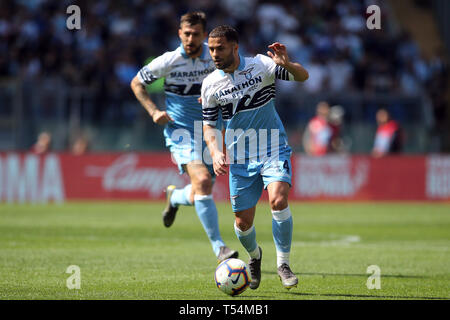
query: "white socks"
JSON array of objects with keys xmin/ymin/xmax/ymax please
[{"xmin": 272, "ymin": 206, "xmax": 293, "ymax": 268}]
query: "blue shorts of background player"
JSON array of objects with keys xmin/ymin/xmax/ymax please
[
  {"xmin": 229, "ymin": 152, "xmax": 292, "ymax": 213},
  {"xmin": 164, "ymin": 122, "xmax": 214, "ymax": 175}
]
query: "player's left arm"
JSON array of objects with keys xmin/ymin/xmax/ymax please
[{"xmin": 267, "ymin": 42, "xmax": 309, "ymax": 82}]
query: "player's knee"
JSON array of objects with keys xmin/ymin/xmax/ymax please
[
  {"xmin": 235, "ymin": 217, "xmax": 252, "ymax": 232},
  {"xmin": 194, "ymin": 174, "xmax": 212, "ymax": 194},
  {"xmin": 270, "ymin": 195, "xmax": 288, "ymax": 211}
]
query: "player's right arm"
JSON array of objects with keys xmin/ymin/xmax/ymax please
[
  {"xmin": 130, "ymin": 55, "xmax": 174, "ymax": 125},
  {"xmin": 203, "ymin": 124, "xmax": 228, "ymax": 176},
  {"xmin": 201, "ymin": 77, "xmax": 228, "ymax": 176},
  {"xmin": 130, "ymin": 76, "xmax": 173, "ymax": 125}
]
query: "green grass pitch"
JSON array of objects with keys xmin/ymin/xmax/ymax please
[{"xmin": 0, "ymin": 201, "xmax": 449, "ymax": 300}]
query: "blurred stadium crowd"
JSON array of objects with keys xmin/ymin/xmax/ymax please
[{"xmin": 0, "ymin": 0, "xmax": 448, "ymax": 152}]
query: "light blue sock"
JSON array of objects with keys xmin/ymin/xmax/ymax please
[
  {"xmin": 234, "ymin": 223, "xmax": 260, "ymax": 259},
  {"xmin": 272, "ymin": 206, "xmax": 293, "ymax": 267},
  {"xmin": 170, "ymin": 184, "xmax": 193, "ymax": 207},
  {"xmin": 194, "ymin": 194, "xmax": 225, "ymax": 256}
]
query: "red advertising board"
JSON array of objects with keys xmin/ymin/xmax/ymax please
[
  {"xmin": 0, "ymin": 152, "xmax": 449, "ymax": 203},
  {"xmin": 293, "ymin": 155, "xmax": 427, "ymax": 201}
]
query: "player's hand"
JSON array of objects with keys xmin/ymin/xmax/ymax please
[
  {"xmin": 267, "ymin": 42, "xmax": 290, "ymax": 68},
  {"xmin": 152, "ymin": 110, "xmax": 174, "ymax": 125},
  {"xmin": 197, "ymin": 97, "xmax": 202, "ymax": 104},
  {"xmin": 212, "ymin": 151, "xmax": 228, "ymax": 176}
]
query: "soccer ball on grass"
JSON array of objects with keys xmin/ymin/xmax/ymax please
[{"xmin": 214, "ymin": 258, "xmax": 251, "ymax": 296}]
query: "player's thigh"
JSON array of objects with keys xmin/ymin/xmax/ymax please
[
  {"xmin": 184, "ymin": 161, "xmax": 213, "ymax": 194},
  {"xmin": 229, "ymin": 165, "xmax": 263, "ymax": 214}
]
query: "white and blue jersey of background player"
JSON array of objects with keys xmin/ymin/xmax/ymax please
[
  {"xmin": 137, "ymin": 42, "xmax": 216, "ymax": 174},
  {"xmin": 202, "ymin": 53, "xmax": 295, "ymax": 212}
]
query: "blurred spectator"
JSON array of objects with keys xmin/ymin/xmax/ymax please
[
  {"xmin": 328, "ymin": 105, "xmax": 348, "ymax": 153},
  {"xmin": 303, "ymin": 101, "xmax": 332, "ymax": 156},
  {"xmin": 71, "ymin": 135, "xmax": 89, "ymax": 156},
  {"xmin": 372, "ymin": 108, "xmax": 404, "ymax": 158},
  {"xmin": 31, "ymin": 131, "xmax": 52, "ymax": 155}
]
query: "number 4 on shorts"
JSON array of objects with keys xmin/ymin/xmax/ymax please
[{"xmin": 283, "ymin": 160, "xmax": 290, "ymax": 174}]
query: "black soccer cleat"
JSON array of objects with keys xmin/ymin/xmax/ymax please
[
  {"xmin": 248, "ymin": 247, "xmax": 262, "ymax": 290},
  {"xmin": 277, "ymin": 263, "xmax": 298, "ymax": 290},
  {"xmin": 162, "ymin": 185, "xmax": 178, "ymax": 228},
  {"xmin": 217, "ymin": 246, "xmax": 239, "ymax": 263}
]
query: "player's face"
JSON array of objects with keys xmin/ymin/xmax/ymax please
[
  {"xmin": 376, "ymin": 110, "xmax": 389, "ymax": 125},
  {"xmin": 208, "ymin": 37, "xmax": 238, "ymax": 71},
  {"xmin": 178, "ymin": 23, "xmax": 206, "ymax": 57}
]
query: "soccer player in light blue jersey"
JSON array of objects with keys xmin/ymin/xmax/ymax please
[
  {"xmin": 130, "ymin": 13, "xmax": 238, "ymax": 263},
  {"xmin": 202, "ymin": 25, "xmax": 309, "ymax": 289}
]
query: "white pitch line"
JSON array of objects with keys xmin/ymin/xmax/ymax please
[{"xmin": 292, "ymin": 234, "xmax": 361, "ymax": 247}]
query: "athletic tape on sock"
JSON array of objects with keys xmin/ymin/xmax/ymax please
[
  {"xmin": 194, "ymin": 194, "xmax": 213, "ymax": 201},
  {"xmin": 271, "ymin": 206, "xmax": 292, "ymax": 221},
  {"xmin": 234, "ymin": 221, "xmax": 255, "ymax": 236}
]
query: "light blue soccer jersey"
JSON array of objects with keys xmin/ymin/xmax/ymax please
[
  {"xmin": 137, "ymin": 43, "xmax": 216, "ymax": 172},
  {"xmin": 137, "ymin": 42, "xmax": 215, "ymax": 128},
  {"xmin": 201, "ymin": 54, "xmax": 293, "ymax": 163}
]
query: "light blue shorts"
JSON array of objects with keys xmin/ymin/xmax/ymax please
[
  {"xmin": 229, "ymin": 153, "xmax": 292, "ymax": 212},
  {"xmin": 164, "ymin": 123, "xmax": 214, "ymax": 175}
]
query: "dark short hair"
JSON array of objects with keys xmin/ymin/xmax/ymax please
[
  {"xmin": 180, "ymin": 11, "xmax": 207, "ymax": 30},
  {"xmin": 209, "ymin": 25, "xmax": 239, "ymax": 43}
]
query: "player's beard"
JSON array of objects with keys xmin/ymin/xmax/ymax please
[
  {"xmin": 184, "ymin": 43, "xmax": 202, "ymax": 56},
  {"xmin": 215, "ymin": 53, "xmax": 234, "ymax": 70}
]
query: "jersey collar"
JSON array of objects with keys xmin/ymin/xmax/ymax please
[
  {"xmin": 237, "ymin": 54, "xmax": 246, "ymax": 71},
  {"xmin": 179, "ymin": 43, "xmax": 189, "ymax": 59}
]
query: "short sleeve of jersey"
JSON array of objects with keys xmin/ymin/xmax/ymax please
[
  {"xmin": 201, "ymin": 79, "xmax": 219, "ymax": 127},
  {"xmin": 136, "ymin": 53, "xmax": 169, "ymax": 85},
  {"xmin": 256, "ymin": 54, "xmax": 294, "ymax": 81}
]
